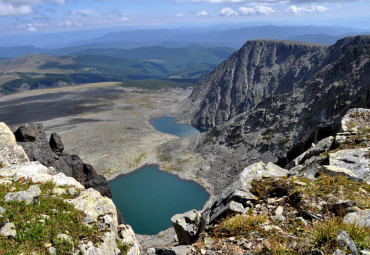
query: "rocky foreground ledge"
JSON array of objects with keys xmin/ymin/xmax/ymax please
[
  {"xmin": 146, "ymin": 109, "xmax": 369, "ymax": 254},
  {"xmin": 0, "ymin": 122, "xmax": 142, "ymax": 254}
]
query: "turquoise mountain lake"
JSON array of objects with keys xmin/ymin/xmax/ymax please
[
  {"xmin": 150, "ymin": 116, "xmax": 203, "ymax": 137},
  {"xmin": 109, "ymin": 116, "xmax": 209, "ymax": 234}
]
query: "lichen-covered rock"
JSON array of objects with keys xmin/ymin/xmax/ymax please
[
  {"xmin": 343, "ymin": 209, "xmax": 370, "ymax": 228},
  {"xmin": 0, "ymin": 122, "xmax": 29, "ymax": 166},
  {"xmin": 0, "ymin": 222, "xmax": 17, "ymax": 238},
  {"xmin": 73, "ymin": 190, "xmax": 142, "ymax": 254},
  {"xmin": 171, "ymin": 209, "xmax": 201, "ymax": 245},
  {"xmin": 340, "ymin": 108, "xmax": 370, "ymax": 133},
  {"xmin": 234, "ymin": 161, "xmax": 288, "ymax": 191},
  {"xmin": 67, "ymin": 188, "xmax": 117, "ymax": 226},
  {"xmin": 320, "ymin": 149, "xmax": 370, "ymax": 182},
  {"xmin": 336, "ymin": 230, "xmax": 358, "ymax": 255},
  {"xmin": 67, "ymin": 188, "xmax": 123, "ymax": 254},
  {"xmin": 4, "ymin": 184, "xmax": 41, "ymax": 205},
  {"xmin": 117, "ymin": 224, "xmax": 142, "ymax": 255},
  {"xmin": 0, "ymin": 161, "xmax": 84, "ymax": 189}
]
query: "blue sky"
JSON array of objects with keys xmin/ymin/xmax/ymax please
[{"xmin": 0, "ymin": 0, "xmax": 369, "ymax": 34}]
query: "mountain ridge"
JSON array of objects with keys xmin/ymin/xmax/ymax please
[{"xmin": 168, "ymin": 35, "xmax": 370, "ymax": 194}]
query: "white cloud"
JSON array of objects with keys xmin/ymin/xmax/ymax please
[
  {"xmin": 172, "ymin": 0, "xmax": 365, "ymax": 3},
  {"xmin": 0, "ymin": 2, "xmax": 33, "ymax": 16},
  {"xmin": 27, "ymin": 23, "xmax": 37, "ymax": 32},
  {"xmin": 238, "ymin": 7, "xmax": 256, "ymax": 15},
  {"xmin": 173, "ymin": 0, "xmax": 245, "ymax": 2},
  {"xmin": 71, "ymin": 9, "xmax": 95, "ymax": 16},
  {"xmin": 57, "ymin": 20, "xmax": 83, "ymax": 28},
  {"xmin": 0, "ymin": 0, "xmax": 65, "ymax": 6},
  {"xmin": 197, "ymin": 10, "xmax": 208, "ymax": 16},
  {"xmin": 0, "ymin": 0, "xmax": 65, "ymax": 16},
  {"xmin": 176, "ymin": 13, "xmax": 184, "ymax": 17},
  {"xmin": 219, "ymin": 7, "xmax": 238, "ymax": 16},
  {"xmin": 121, "ymin": 17, "xmax": 130, "ymax": 22},
  {"xmin": 285, "ymin": 5, "xmax": 328, "ymax": 15},
  {"xmin": 255, "ymin": 6, "xmax": 275, "ymax": 15},
  {"xmin": 235, "ymin": 5, "xmax": 275, "ymax": 16}
]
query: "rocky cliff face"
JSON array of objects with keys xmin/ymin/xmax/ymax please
[
  {"xmin": 178, "ymin": 36, "xmax": 369, "ymax": 131},
  {"xmin": 163, "ymin": 36, "xmax": 370, "ymax": 194},
  {"xmin": 177, "ymin": 40, "xmax": 328, "ymax": 129}
]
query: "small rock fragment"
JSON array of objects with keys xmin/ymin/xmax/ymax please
[{"xmin": 0, "ymin": 222, "xmax": 17, "ymax": 238}]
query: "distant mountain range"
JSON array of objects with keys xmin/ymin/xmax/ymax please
[
  {"xmin": 0, "ymin": 25, "xmax": 368, "ymax": 58},
  {"xmin": 0, "ymin": 46, "xmax": 235, "ymax": 94}
]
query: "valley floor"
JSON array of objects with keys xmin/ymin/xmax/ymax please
[{"xmin": 0, "ymin": 82, "xmax": 191, "ymax": 181}]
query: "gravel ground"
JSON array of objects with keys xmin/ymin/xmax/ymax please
[{"xmin": 0, "ymin": 82, "xmax": 192, "ymax": 180}]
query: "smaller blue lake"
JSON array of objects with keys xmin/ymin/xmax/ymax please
[
  {"xmin": 109, "ymin": 116, "xmax": 209, "ymax": 234},
  {"xmin": 150, "ymin": 116, "xmax": 204, "ymax": 137}
]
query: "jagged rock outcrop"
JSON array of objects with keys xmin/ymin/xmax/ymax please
[
  {"xmin": 13, "ymin": 123, "xmax": 112, "ymax": 198},
  {"xmin": 200, "ymin": 162, "xmax": 287, "ymax": 229},
  {"xmin": 0, "ymin": 122, "xmax": 142, "ymax": 254},
  {"xmin": 166, "ymin": 36, "xmax": 370, "ymax": 194}
]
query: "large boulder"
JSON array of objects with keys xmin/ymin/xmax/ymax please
[
  {"xmin": 14, "ymin": 123, "xmax": 55, "ymax": 167},
  {"xmin": 320, "ymin": 149, "xmax": 370, "ymax": 182},
  {"xmin": 171, "ymin": 209, "xmax": 201, "ymax": 245},
  {"xmin": 343, "ymin": 209, "xmax": 370, "ymax": 228},
  {"xmin": 0, "ymin": 122, "xmax": 29, "ymax": 166}
]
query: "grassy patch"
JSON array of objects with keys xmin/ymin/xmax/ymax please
[
  {"xmin": 310, "ymin": 217, "xmax": 369, "ymax": 251},
  {"xmin": 212, "ymin": 214, "xmax": 268, "ymax": 238},
  {"xmin": 0, "ymin": 179, "xmax": 103, "ymax": 254}
]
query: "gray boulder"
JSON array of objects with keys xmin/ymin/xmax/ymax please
[
  {"xmin": 320, "ymin": 148, "xmax": 370, "ymax": 182},
  {"xmin": 171, "ymin": 209, "xmax": 201, "ymax": 245},
  {"xmin": 210, "ymin": 200, "xmax": 245, "ymax": 223},
  {"xmin": 336, "ymin": 230, "xmax": 358, "ymax": 255},
  {"xmin": 343, "ymin": 209, "xmax": 370, "ymax": 228},
  {"xmin": 14, "ymin": 123, "xmax": 55, "ymax": 167}
]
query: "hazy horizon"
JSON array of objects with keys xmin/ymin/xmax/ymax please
[{"xmin": 0, "ymin": 0, "xmax": 369, "ymax": 37}]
